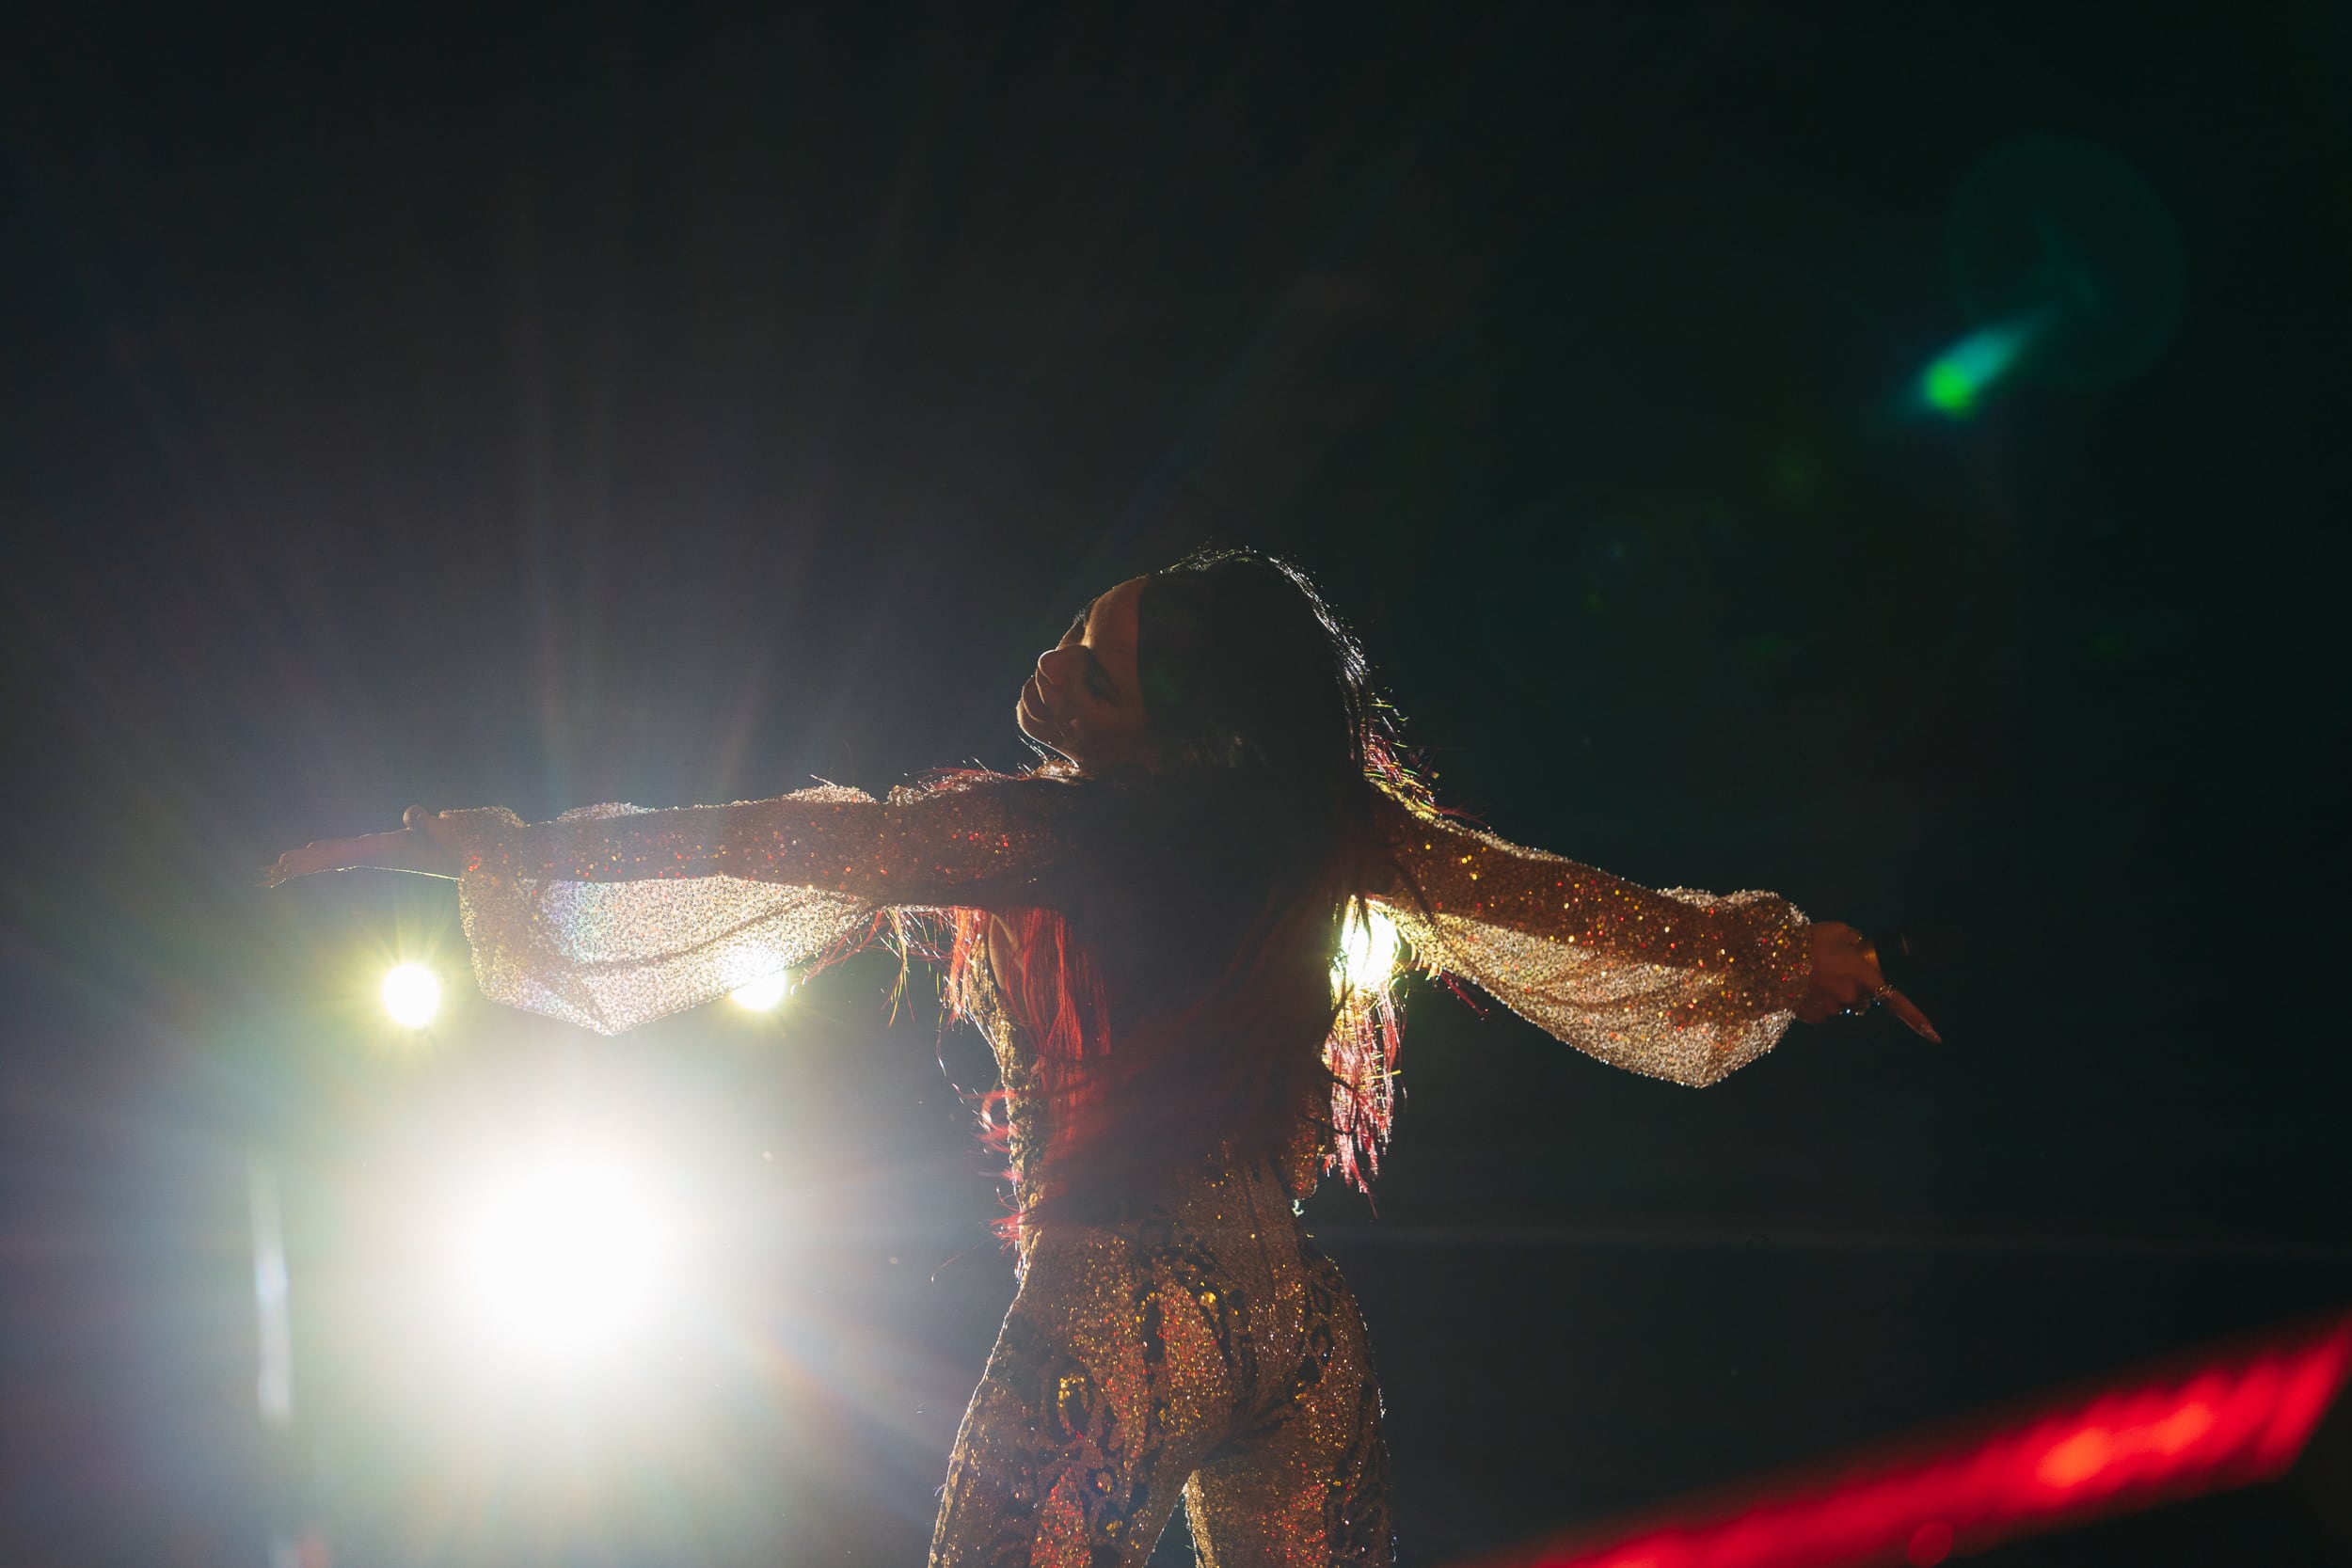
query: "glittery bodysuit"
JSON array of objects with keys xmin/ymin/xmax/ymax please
[{"xmin": 448, "ymin": 778, "xmax": 1811, "ymax": 1564}]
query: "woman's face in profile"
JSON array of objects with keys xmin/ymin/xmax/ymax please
[{"xmin": 1019, "ymin": 576, "xmax": 1156, "ymax": 772}]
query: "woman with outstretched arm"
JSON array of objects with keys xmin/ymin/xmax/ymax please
[{"xmin": 271, "ymin": 549, "xmax": 1933, "ymax": 1568}]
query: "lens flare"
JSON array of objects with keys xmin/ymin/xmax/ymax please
[
  {"xmin": 1467, "ymin": 1312, "xmax": 2352, "ymax": 1568},
  {"xmin": 464, "ymin": 1158, "xmax": 664, "ymax": 1358},
  {"xmin": 1334, "ymin": 906, "xmax": 1403, "ymax": 1001},
  {"xmin": 1918, "ymin": 311, "xmax": 2050, "ymax": 418},
  {"xmin": 381, "ymin": 963, "xmax": 440, "ymax": 1028},
  {"xmin": 729, "ymin": 971, "xmax": 794, "ymax": 1010}
]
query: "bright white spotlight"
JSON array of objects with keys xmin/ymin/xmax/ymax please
[
  {"xmin": 1333, "ymin": 905, "xmax": 1403, "ymax": 1001},
  {"xmin": 465, "ymin": 1158, "xmax": 663, "ymax": 1358},
  {"xmin": 382, "ymin": 963, "xmax": 441, "ymax": 1028},
  {"xmin": 729, "ymin": 971, "xmax": 793, "ymax": 1010}
]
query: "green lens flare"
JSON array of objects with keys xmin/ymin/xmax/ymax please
[
  {"xmin": 1918, "ymin": 312, "xmax": 2049, "ymax": 419},
  {"xmin": 1924, "ymin": 360, "xmax": 1979, "ymax": 415}
]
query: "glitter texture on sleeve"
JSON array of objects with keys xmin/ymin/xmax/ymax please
[
  {"xmin": 443, "ymin": 782, "xmax": 1071, "ymax": 1035},
  {"xmin": 1377, "ymin": 802, "xmax": 1811, "ymax": 1087}
]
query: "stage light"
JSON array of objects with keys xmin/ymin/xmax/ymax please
[
  {"xmin": 1335, "ymin": 905, "xmax": 1403, "ymax": 1001},
  {"xmin": 463, "ymin": 1157, "xmax": 665, "ymax": 1358},
  {"xmin": 729, "ymin": 971, "xmax": 794, "ymax": 1010},
  {"xmin": 382, "ymin": 963, "xmax": 440, "ymax": 1028}
]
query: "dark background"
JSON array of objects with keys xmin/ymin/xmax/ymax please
[{"xmin": 5, "ymin": 4, "xmax": 2349, "ymax": 1564}]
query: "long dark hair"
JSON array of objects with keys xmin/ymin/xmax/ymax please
[{"xmin": 944, "ymin": 547, "xmax": 1427, "ymax": 1231}]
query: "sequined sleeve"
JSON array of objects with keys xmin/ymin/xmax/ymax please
[
  {"xmin": 1376, "ymin": 802, "xmax": 1811, "ymax": 1087},
  {"xmin": 442, "ymin": 782, "xmax": 1072, "ymax": 1036}
]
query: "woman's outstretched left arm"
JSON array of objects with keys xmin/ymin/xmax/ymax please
[
  {"xmin": 272, "ymin": 783, "xmax": 1076, "ymax": 904},
  {"xmin": 266, "ymin": 805, "xmax": 467, "ymax": 883},
  {"xmin": 268, "ymin": 780, "xmax": 1083, "ymax": 1034}
]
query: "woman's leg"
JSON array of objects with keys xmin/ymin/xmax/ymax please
[
  {"xmin": 1180, "ymin": 1247, "xmax": 1393, "ymax": 1568},
  {"xmin": 930, "ymin": 1227, "xmax": 1242, "ymax": 1567}
]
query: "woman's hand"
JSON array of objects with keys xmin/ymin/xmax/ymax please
[
  {"xmin": 1796, "ymin": 920, "xmax": 1941, "ymax": 1041},
  {"xmin": 266, "ymin": 805, "xmax": 464, "ymax": 886}
]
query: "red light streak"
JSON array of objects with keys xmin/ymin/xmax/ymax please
[
  {"xmin": 1901, "ymin": 1522, "xmax": 1950, "ymax": 1567},
  {"xmin": 1455, "ymin": 1311, "xmax": 2351, "ymax": 1568}
]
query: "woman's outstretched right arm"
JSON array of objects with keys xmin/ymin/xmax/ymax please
[{"xmin": 1373, "ymin": 796, "xmax": 1935, "ymax": 1085}]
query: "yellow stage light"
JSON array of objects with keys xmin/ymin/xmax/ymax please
[
  {"xmin": 729, "ymin": 971, "xmax": 794, "ymax": 1010},
  {"xmin": 1334, "ymin": 906, "xmax": 1402, "ymax": 1001},
  {"xmin": 464, "ymin": 1158, "xmax": 664, "ymax": 1358},
  {"xmin": 382, "ymin": 963, "xmax": 441, "ymax": 1028}
]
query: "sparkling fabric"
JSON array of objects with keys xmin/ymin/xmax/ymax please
[
  {"xmin": 446, "ymin": 784, "xmax": 1073, "ymax": 1035},
  {"xmin": 1377, "ymin": 803, "xmax": 1811, "ymax": 1087},
  {"xmin": 933, "ymin": 1148, "xmax": 1390, "ymax": 1567},
  {"xmin": 443, "ymin": 782, "xmax": 1812, "ymax": 1563},
  {"xmin": 450, "ymin": 785, "xmax": 1810, "ymax": 1081}
]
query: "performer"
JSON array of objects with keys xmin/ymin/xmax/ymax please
[{"xmin": 270, "ymin": 549, "xmax": 1933, "ymax": 1567}]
